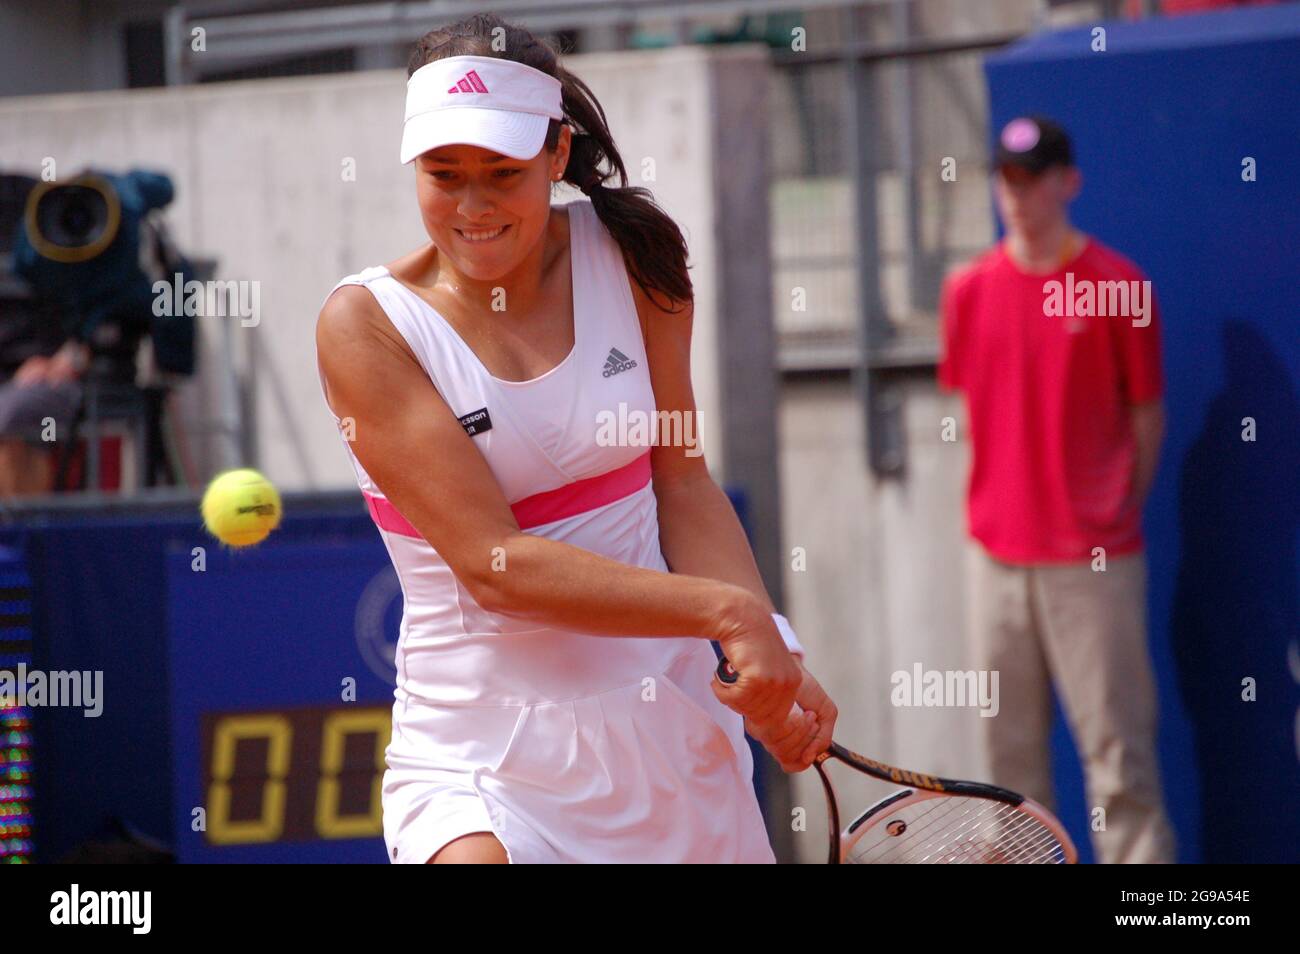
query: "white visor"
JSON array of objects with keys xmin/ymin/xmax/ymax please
[{"xmin": 401, "ymin": 55, "xmax": 564, "ymax": 165}]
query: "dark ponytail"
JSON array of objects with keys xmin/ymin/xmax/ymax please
[{"xmin": 407, "ymin": 14, "xmax": 693, "ymax": 313}]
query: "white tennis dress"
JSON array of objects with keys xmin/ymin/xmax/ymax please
[{"xmin": 319, "ymin": 198, "xmax": 775, "ymax": 864}]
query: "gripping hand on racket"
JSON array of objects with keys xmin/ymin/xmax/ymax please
[
  {"xmin": 738, "ymin": 659, "xmax": 836, "ymax": 774},
  {"xmin": 713, "ymin": 605, "xmax": 837, "ymax": 773}
]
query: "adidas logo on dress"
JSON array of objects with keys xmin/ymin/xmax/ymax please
[{"xmin": 602, "ymin": 347, "xmax": 637, "ymax": 378}]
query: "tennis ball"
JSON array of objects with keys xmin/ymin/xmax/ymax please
[{"xmin": 200, "ymin": 468, "xmax": 282, "ymax": 548}]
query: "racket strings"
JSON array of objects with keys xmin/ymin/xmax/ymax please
[
  {"xmin": 876, "ymin": 802, "xmax": 1063, "ymax": 864},
  {"xmin": 847, "ymin": 795, "xmax": 1069, "ymax": 864},
  {"xmin": 912, "ymin": 803, "xmax": 1064, "ymax": 864},
  {"xmin": 852, "ymin": 796, "xmax": 1005, "ymax": 864}
]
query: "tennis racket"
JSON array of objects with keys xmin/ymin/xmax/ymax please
[{"xmin": 715, "ymin": 657, "xmax": 1078, "ymax": 864}]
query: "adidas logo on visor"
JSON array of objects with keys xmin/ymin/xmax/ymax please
[{"xmin": 447, "ymin": 70, "xmax": 489, "ymax": 94}]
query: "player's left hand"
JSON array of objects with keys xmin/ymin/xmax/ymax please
[{"xmin": 745, "ymin": 659, "xmax": 837, "ymax": 773}]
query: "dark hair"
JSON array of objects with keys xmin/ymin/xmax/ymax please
[{"xmin": 407, "ymin": 14, "xmax": 692, "ymax": 313}]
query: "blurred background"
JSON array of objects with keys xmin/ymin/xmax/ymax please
[{"xmin": 0, "ymin": 0, "xmax": 1296, "ymax": 863}]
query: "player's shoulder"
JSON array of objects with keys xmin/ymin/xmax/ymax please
[
  {"xmin": 316, "ymin": 274, "xmax": 402, "ymax": 368},
  {"xmin": 1081, "ymin": 237, "xmax": 1148, "ymax": 283},
  {"xmin": 318, "ymin": 281, "xmax": 384, "ymax": 336}
]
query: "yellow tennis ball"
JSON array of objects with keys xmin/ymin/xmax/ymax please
[{"xmin": 200, "ymin": 468, "xmax": 282, "ymax": 548}]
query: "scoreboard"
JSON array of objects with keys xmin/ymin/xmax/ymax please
[
  {"xmin": 198, "ymin": 704, "xmax": 390, "ymax": 846},
  {"xmin": 197, "ymin": 701, "xmax": 390, "ymax": 842}
]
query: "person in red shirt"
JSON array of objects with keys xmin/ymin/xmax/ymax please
[{"xmin": 939, "ymin": 116, "xmax": 1176, "ymax": 863}]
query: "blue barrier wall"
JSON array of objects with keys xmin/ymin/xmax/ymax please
[
  {"xmin": 985, "ymin": 4, "xmax": 1300, "ymax": 863},
  {"xmin": 0, "ymin": 499, "xmax": 384, "ymax": 862}
]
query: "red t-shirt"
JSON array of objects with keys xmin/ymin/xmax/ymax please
[{"xmin": 938, "ymin": 238, "xmax": 1164, "ymax": 563}]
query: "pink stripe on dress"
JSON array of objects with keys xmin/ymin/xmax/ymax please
[{"xmin": 363, "ymin": 451, "xmax": 652, "ymax": 538}]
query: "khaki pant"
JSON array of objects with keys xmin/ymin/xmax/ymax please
[{"xmin": 966, "ymin": 542, "xmax": 1177, "ymax": 863}]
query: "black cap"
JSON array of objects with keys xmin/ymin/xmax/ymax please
[{"xmin": 994, "ymin": 116, "xmax": 1073, "ymax": 174}]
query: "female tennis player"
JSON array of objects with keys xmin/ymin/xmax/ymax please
[{"xmin": 315, "ymin": 14, "xmax": 837, "ymax": 864}]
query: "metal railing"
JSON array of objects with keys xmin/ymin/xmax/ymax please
[{"xmin": 163, "ymin": 0, "xmax": 900, "ymax": 84}]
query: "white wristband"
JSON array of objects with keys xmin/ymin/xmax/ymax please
[{"xmin": 772, "ymin": 613, "xmax": 805, "ymax": 660}]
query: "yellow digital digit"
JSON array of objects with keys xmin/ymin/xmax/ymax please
[
  {"xmin": 206, "ymin": 713, "xmax": 292, "ymax": 845},
  {"xmin": 315, "ymin": 709, "xmax": 390, "ymax": 839}
]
